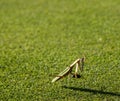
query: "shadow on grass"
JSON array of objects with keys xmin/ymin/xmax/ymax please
[{"xmin": 62, "ymin": 86, "xmax": 120, "ymax": 97}]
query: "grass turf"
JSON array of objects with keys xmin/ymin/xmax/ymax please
[{"xmin": 0, "ymin": 0, "xmax": 120, "ymax": 100}]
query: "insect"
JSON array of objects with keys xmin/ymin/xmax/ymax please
[{"xmin": 52, "ymin": 57, "xmax": 85, "ymax": 83}]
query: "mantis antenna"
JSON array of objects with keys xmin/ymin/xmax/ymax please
[{"xmin": 52, "ymin": 57, "xmax": 85, "ymax": 83}]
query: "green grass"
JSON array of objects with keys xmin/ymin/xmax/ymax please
[{"xmin": 0, "ymin": 0, "xmax": 120, "ymax": 100}]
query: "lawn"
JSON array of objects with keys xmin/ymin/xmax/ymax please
[{"xmin": 0, "ymin": 0, "xmax": 120, "ymax": 100}]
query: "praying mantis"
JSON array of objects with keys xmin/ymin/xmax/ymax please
[{"xmin": 52, "ymin": 57, "xmax": 85, "ymax": 83}]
